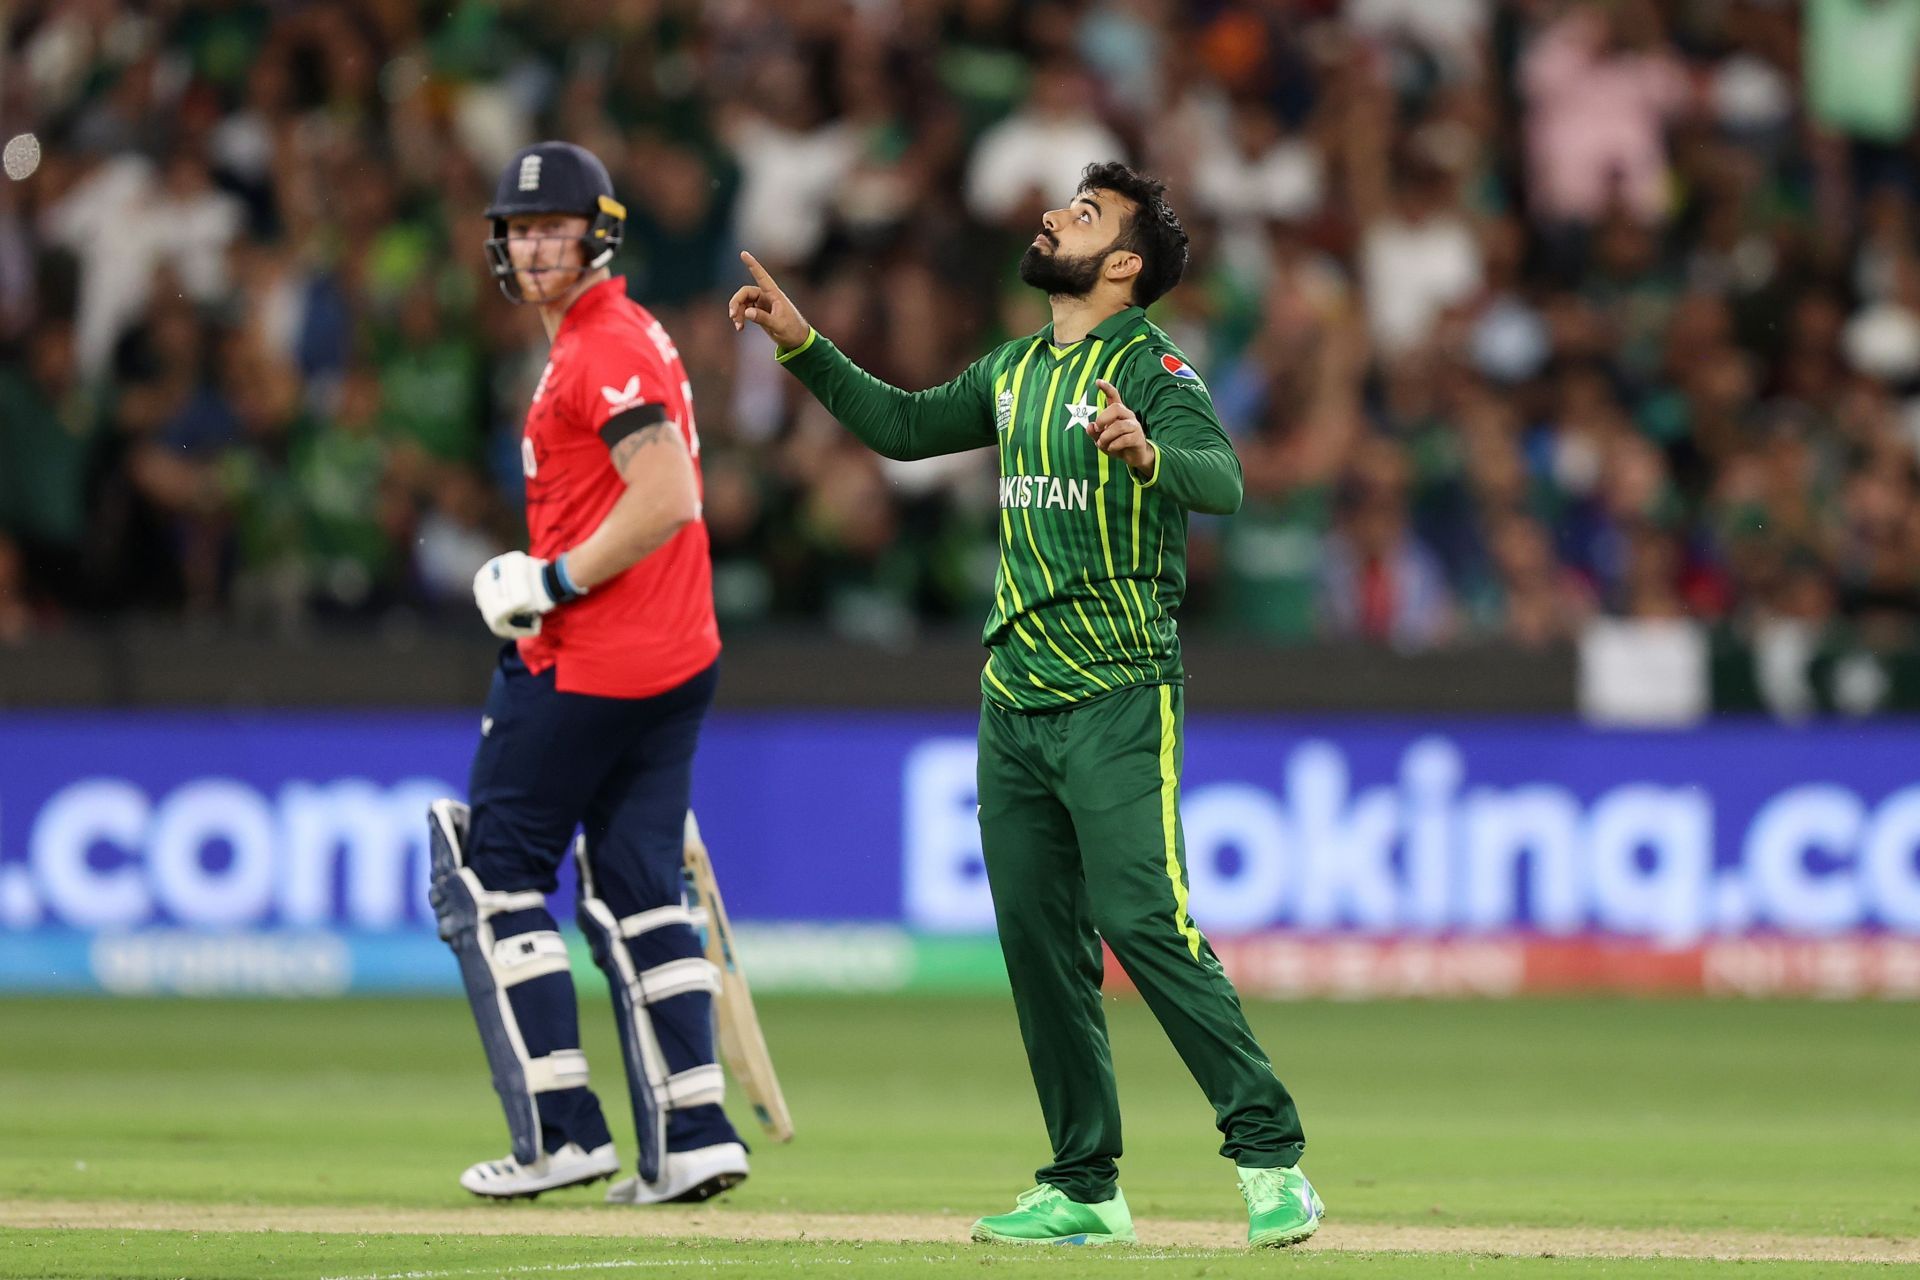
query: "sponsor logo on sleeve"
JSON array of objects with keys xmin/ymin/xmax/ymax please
[{"xmin": 601, "ymin": 375, "xmax": 644, "ymax": 412}]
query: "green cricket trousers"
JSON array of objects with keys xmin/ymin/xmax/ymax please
[{"xmin": 976, "ymin": 679, "xmax": 1306, "ymax": 1203}]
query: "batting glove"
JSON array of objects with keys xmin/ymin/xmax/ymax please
[{"xmin": 472, "ymin": 551, "xmax": 585, "ymax": 639}]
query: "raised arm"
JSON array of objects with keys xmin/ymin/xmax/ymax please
[
  {"xmin": 1085, "ymin": 364, "xmax": 1243, "ymax": 516},
  {"xmin": 729, "ymin": 251, "xmax": 995, "ymax": 461}
]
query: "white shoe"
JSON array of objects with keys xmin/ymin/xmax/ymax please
[
  {"xmin": 460, "ymin": 1141, "xmax": 619, "ymax": 1199},
  {"xmin": 605, "ymin": 1142, "xmax": 749, "ymax": 1205}
]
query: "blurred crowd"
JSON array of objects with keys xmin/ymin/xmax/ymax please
[{"xmin": 6, "ymin": 0, "xmax": 1920, "ymax": 652}]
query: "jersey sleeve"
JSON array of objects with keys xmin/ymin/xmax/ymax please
[
  {"xmin": 567, "ymin": 335, "xmax": 677, "ymax": 447},
  {"xmin": 1118, "ymin": 345, "xmax": 1243, "ymax": 516},
  {"xmin": 775, "ymin": 329, "xmax": 997, "ymax": 461}
]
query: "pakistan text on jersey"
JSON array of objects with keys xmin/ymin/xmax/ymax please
[{"xmin": 999, "ymin": 474, "xmax": 1091, "ymax": 512}]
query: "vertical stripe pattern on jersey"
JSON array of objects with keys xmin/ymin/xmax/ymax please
[{"xmin": 981, "ymin": 318, "xmax": 1200, "ymax": 710}]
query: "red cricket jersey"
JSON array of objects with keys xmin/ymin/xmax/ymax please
[{"xmin": 515, "ymin": 277, "xmax": 719, "ymax": 698}]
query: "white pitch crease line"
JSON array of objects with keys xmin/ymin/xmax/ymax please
[{"xmin": 319, "ymin": 1260, "xmax": 709, "ymax": 1280}]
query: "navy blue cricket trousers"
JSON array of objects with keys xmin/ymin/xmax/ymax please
[{"xmin": 464, "ymin": 644, "xmax": 735, "ymax": 1154}]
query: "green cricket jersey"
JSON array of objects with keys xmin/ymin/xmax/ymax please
[{"xmin": 776, "ymin": 306, "xmax": 1242, "ymax": 711}]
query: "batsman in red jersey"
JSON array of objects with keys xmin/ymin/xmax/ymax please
[{"xmin": 427, "ymin": 141, "xmax": 745, "ymax": 1206}]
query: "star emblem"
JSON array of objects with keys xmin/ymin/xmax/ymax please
[{"xmin": 1066, "ymin": 399, "xmax": 1097, "ymax": 431}]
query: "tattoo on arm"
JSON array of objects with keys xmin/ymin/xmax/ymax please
[
  {"xmin": 609, "ymin": 421, "xmax": 673, "ymax": 474},
  {"xmin": 600, "ymin": 399, "xmax": 675, "ymax": 476}
]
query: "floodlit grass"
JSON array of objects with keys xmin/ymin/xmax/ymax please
[{"xmin": 3, "ymin": 995, "xmax": 1916, "ymax": 1278}]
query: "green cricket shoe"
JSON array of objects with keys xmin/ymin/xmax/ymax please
[
  {"xmin": 1238, "ymin": 1164, "xmax": 1325, "ymax": 1248},
  {"xmin": 969, "ymin": 1183, "xmax": 1138, "ymax": 1246}
]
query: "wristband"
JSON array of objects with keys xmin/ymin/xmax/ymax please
[{"xmin": 543, "ymin": 553, "xmax": 586, "ymax": 604}]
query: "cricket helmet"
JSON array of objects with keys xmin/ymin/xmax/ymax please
[{"xmin": 483, "ymin": 141, "xmax": 627, "ymax": 302}]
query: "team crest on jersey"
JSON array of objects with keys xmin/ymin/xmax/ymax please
[
  {"xmin": 996, "ymin": 389, "xmax": 1014, "ymax": 434},
  {"xmin": 1161, "ymin": 353, "xmax": 1200, "ymax": 381},
  {"xmin": 601, "ymin": 375, "xmax": 644, "ymax": 411}
]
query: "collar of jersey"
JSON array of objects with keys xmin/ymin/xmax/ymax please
[
  {"xmin": 554, "ymin": 275, "xmax": 628, "ymax": 340},
  {"xmin": 1041, "ymin": 305, "xmax": 1146, "ymax": 352}
]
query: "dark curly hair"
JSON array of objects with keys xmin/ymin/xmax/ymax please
[{"xmin": 1076, "ymin": 161, "xmax": 1190, "ymax": 308}]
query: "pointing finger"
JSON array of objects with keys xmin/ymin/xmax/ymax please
[
  {"xmin": 740, "ymin": 250, "xmax": 778, "ymax": 290},
  {"xmin": 1095, "ymin": 378, "xmax": 1125, "ymax": 407}
]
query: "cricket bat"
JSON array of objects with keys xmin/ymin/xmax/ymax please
[{"xmin": 683, "ymin": 810, "xmax": 795, "ymax": 1143}]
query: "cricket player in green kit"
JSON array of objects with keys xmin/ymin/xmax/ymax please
[{"xmin": 729, "ymin": 162, "xmax": 1321, "ymax": 1249}]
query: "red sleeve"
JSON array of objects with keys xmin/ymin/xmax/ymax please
[{"xmin": 567, "ymin": 335, "xmax": 676, "ymax": 443}]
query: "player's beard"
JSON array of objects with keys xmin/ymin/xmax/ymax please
[
  {"xmin": 514, "ymin": 236, "xmax": 590, "ymax": 304},
  {"xmin": 519, "ymin": 263, "xmax": 587, "ymax": 305},
  {"xmin": 1018, "ymin": 235, "xmax": 1110, "ymax": 298}
]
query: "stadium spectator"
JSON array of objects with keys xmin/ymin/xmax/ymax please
[
  {"xmin": 2, "ymin": 0, "xmax": 1919, "ymax": 658},
  {"xmin": 964, "ymin": 59, "xmax": 1126, "ymax": 227}
]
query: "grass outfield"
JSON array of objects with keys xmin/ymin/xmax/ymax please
[{"xmin": 1, "ymin": 995, "xmax": 1917, "ymax": 1277}]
